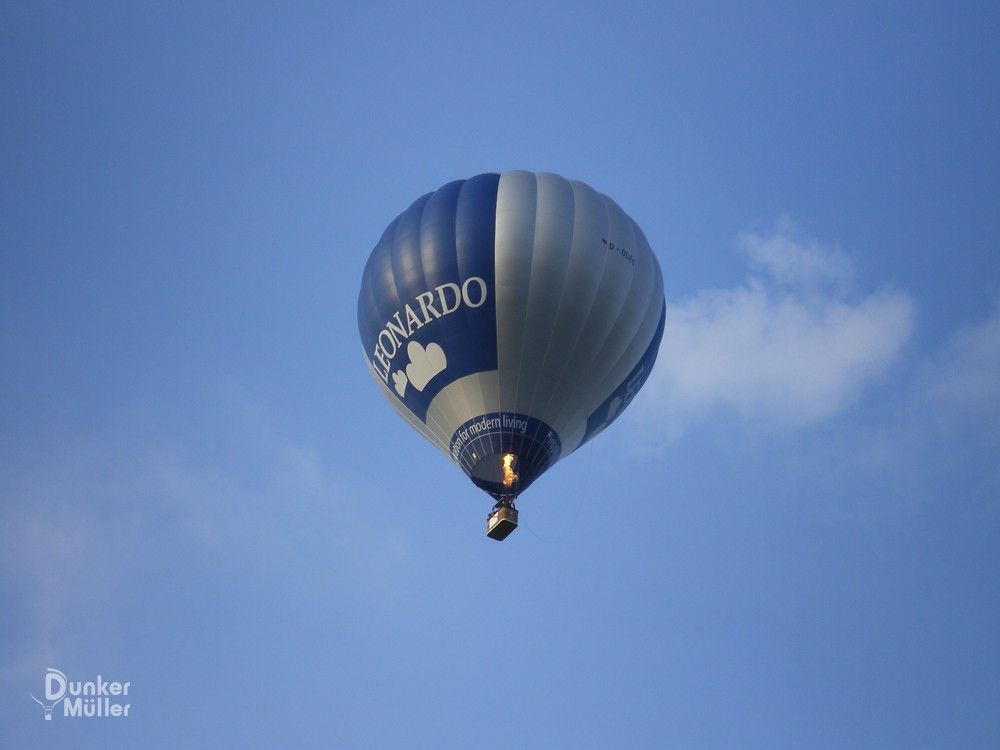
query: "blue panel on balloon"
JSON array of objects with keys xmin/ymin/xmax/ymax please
[
  {"xmin": 581, "ymin": 302, "xmax": 666, "ymax": 445},
  {"xmin": 357, "ymin": 174, "xmax": 500, "ymax": 423}
]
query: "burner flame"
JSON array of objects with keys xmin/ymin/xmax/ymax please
[{"xmin": 501, "ymin": 453, "xmax": 518, "ymax": 488}]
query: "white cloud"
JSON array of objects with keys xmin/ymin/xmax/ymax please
[
  {"xmin": 0, "ymin": 388, "xmax": 417, "ymax": 691},
  {"xmin": 914, "ymin": 298, "xmax": 1000, "ymax": 422},
  {"xmin": 642, "ymin": 218, "xmax": 916, "ymax": 438},
  {"xmin": 894, "ymin": 299, "xmax": 1000, "ymax": 492},
  {"xmin": 739, "ymin": 215, "xmax": 854, "ymax": 289},
  {"xmin": 794, "ymin": 299, "xmax": 1000, "ymax": 510},
  {"xmin": 0, "ymin": 448, "xmax": 134, "ymax": 685}
]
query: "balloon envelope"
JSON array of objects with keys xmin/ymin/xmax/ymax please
[{"xmin": 358, "ymin": 171, "xmax": 664, "ymax": 500}]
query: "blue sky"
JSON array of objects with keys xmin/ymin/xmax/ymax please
[{"xmin": 2, "ymin": 1, "xmax": 998, "ymax": 747}]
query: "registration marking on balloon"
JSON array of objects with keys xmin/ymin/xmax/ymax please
[{"xmin": 601, "ymin": 238, "xmax": 637, "ymax": 267}]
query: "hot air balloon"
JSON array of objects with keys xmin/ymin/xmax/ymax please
[{"xmin": 357, "ymin": 171, "xmax": 665, "ymax": 540}]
